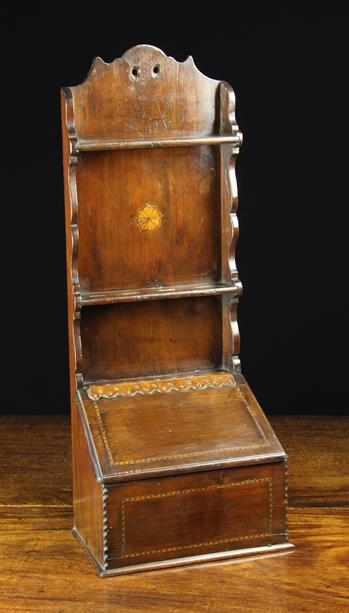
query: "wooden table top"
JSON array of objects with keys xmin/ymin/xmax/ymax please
[{"xmin": 0, "ymin": 414, "xmax": 348, "ymax": 612}]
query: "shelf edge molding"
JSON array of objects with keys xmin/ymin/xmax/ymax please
[
  {"xmin": 79, "ymin": 283, "xmax": 243, "ymax": 307},
  {"xmin": 74, "ymin": 134, "xmax": 243, "ymax": 153}
]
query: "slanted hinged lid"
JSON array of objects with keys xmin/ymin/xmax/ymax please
[{"xmin": 77, "ymin": 373, "xmax": 285, "ymax": 483}]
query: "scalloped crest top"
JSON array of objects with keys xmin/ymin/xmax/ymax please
[{"xmin": 65, "ymin": 45, "xmax": 224, "ymax": 140}]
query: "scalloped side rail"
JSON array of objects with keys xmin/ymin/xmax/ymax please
[{"xmin": 219, "ymin": 81, "xmax": 243, "ymax": 373}]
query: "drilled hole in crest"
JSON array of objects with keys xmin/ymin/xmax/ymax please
[
  {"xmin": 152, "ymin": 64, "xmax": 161, "ymax": 77},
  {"xmin": 131, "ymin": 66, "xmax": 140, "ymax": 80}
]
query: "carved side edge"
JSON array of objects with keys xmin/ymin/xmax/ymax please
[
  {"xmin": 102, "ymin": 485, "xmax": 110, "ymax": 570},
  {"xmin": 61, "ymin": 87, "xmax": 83, "ymax": 390},
  {"xmin": 284, "ymin": 458, "xmax": 289, "ymax": 541},
  {"xmin": 219, "ymin": 82, "xmax": 243, "ymax": 373},
  {"xmin": 230, "ymin": 299, "xmax": 241, "ymax": 372}
]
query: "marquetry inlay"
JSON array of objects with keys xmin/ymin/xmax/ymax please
[
  {"xmin": 135, "ymin": 203, "xmax": 164, "ymax": 232},
  {"xmin": 87, "ymin": 372, "xmax": 236, "ymax": 401}
]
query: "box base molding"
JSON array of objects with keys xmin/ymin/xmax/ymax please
[{"xmin": 72, "ymin": 527, "xmax": 294, "ymax": 577}]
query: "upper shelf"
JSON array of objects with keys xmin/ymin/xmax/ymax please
[
  {"xmin": 79, "ymin": 282, "xmax": 242, "ymax": 307},
  {"xmin": 73, "ymin": 133, "xmax": 243, "ymax": 153}
]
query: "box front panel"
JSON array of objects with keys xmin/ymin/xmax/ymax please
[{"xmin": 105, "ymin": 462, "xmax": 287, "ymax": 569}]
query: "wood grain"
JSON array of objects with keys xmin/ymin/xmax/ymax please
[
  {"xmin": 0, "ymin": 415, "xmax": 71, "ymax": 507},
  {"xmin": 271, "ymin": 415, "xmax": 349, "ymax": 507},
  {"xmin": 81, "ymin": 298, "xmax": 223, "ymax": 382},
  {"xmin": 77, "ymin": 146, "xmax": 220, "ymax": 293},
  {"xmin": 0, "ymin": 415, "xmax": 348, "ymax": 612}
]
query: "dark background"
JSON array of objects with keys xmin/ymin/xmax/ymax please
[{"xmin": 1, "ymin": 5, "xmax": 347, "ymax": 415}]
